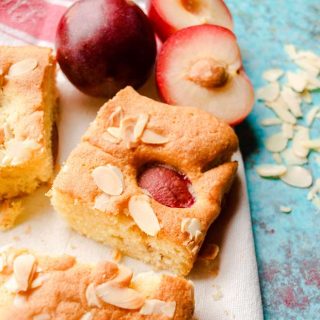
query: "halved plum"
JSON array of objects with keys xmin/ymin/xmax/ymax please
[
  {"xmin": 156, "ymin": 24, "xmax": 254, "ymax": 125},
  {"xmin": 148, "ymin": 0, "xmax": 233, "ymax": 41}
]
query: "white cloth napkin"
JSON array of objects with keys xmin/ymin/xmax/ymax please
[{"xmin": 0, "ymin": 0, "xmax": 263, "ymax": 318}]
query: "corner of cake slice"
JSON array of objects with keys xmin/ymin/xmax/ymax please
[
  {"xmin": 0, "ymin": 46, "xmax": 57, "ymax": 229},
  {"xmin": 51, "ymin": 86, "xmax": 238, "ymax": 275}
]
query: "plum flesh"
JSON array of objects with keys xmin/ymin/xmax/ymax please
[{"xmin": 138, "ymin": 164, "xmax": 195, "ymax": 208}]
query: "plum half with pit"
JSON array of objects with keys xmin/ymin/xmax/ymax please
[{"xmin": 56, "ymin": 0, "xmax": 157, "ymax": 97}]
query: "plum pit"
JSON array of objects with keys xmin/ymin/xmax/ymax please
[
  {"xmin": 187, "ymin": 58, "xmax": 228, "ymax": 88},
  {"xmin": 180, "ymin": 0, "xmax": 202, "ymax": 14},
  {"xmin": 138, "ymin": 164, "xmax": 195, "ymax": 208}
]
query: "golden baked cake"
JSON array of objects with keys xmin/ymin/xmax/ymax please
[
  {"xmin": 0, "ymin": 46, "xmax": 57, "ymax": 229},
  {"xmin": 0, "ymin": 247, "xmax": 194, "ymax": 319},
  {"xmin": 51, "ymin": 86, "xmax": 238, "ymax": 276}
]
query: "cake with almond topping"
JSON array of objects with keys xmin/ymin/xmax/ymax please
[
  {"xmin": 51, "ymin": 86, "xmax": 238, "ymax": 275},
  {"xmin": 0, "ymin": 46, "xmax": 57, "ymax": 229},
  {"xmin": 0, "ymin": 247, "xmax": 194, "ymax": 319}
]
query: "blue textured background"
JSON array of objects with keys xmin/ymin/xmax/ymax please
[{"xmin": 225, "ymin": 0, "xmax": 320, "ymax": 319}]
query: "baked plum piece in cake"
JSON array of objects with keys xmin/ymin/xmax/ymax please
[
  {"xmin": 51, "ymin": 86, "xmax": 238, "ymax": 275},
  {"xmin": 0, "ymin": 46, "xmax": 57, "ymax": 229}
]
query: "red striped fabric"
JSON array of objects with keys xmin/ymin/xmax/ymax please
[{"xmin": 0, "ymin": 0, "xmax": 68, "ymax": 43}]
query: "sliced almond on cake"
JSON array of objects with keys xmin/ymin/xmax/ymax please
[
  {"xmin": 92, "ymin": 165, "xmax": 124, "ymax": 196},
  {"xmin": 95, "ymin": 283, "xmax": 145, "ymax": 310},
  {"xmin": 128, "ymin": 195, "xmax": 161, "ymax": 236},
  {"xmin": 7, "ymin": 58, "xmax": 38, "ymax": 77},
  {"xmin": 141, "ymin": 129, "xmax": 169, "ymax": 145}
]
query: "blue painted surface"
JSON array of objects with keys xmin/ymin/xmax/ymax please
[{"xmin": 225, "ymin": 0, "xmax": 320, "ymax": 319}]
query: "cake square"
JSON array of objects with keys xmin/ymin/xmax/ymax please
[
  {"xmin": 0, "ymin": 247, "xmax": 194, "ymax": 319},
  {"xmin": 0, "ymin": 46, "xmax": 57, "ymax": 229},
  {"xmin": 51, "ymin": 87, "xmax": 238, "ymax": 275}
]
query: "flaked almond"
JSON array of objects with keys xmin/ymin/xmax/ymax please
[
  {"xmin": 301, "ymin": 139, "xmax": 320, "ymax": 149},
  {"xmin": 94, "ymin": 193, "xmax": 111, "ymax": 212},
  {"xmin": 80, "ymin": 313, "xmax": 93, "ymax": 320},
  {"xmin": 260, "ymin": 118, "xmax": 282, "ymax": 126},
  {"xmin": 4, "ymin": 275, "xmax": 19, "ymax": 292},
  {"xmin": 256, "ymin": 82, "xmax": 280, "ymax": 101},
  {"xmin": 141, "ymin": 129, "xmax": 169, "ymax": 145},
  {"xmin": 181, "ymin": 218, "xmax": 202, "ymax": 241},
  {"xmin": 102, "ymin": 132, "xmax": 121, "ymax": 144},
  {"xmin": 107, "ymin": 127, "xmax": 122, "ymax": 139},
  {"xmin": 279, "ymin": 206, "xmax": 292, "ymax": 213},
  {"xmin": 133, "ymin": 113, "xmax": 149, "ymax": 140},
  {"xmin": 285, "ymin": 44, "xmax": 297, "ymax": 60},
  {"xmin": 108, "ymin": 106, "xmax": 123, "ymax": 127},
  {"xmin": 92, "ymin": 165, "xmax": 123, "ymax": 196},
  {"xmin": 280, "ymin": 166, "xmax": 313, "ymax": 188},
  {"xmin": 295, "ymin": 58, "xmax": 319, "ymax": 76},
  {"xmin": 139, "ymin": 299, "xmax": 176, "ymax": 318},
  {"xmin": 286, "ymin": 71, "xmax": 307, "ymax": 92},
  {"xmin": 265, "ymin": 133, "xmax": 288, "ymax": 152},
  {"xmin": 270, "ymin": 104, "xmax": 296, "ymax": 124},
  {"xmin": 292, "ymin": 127, "xmax": 309, "ymax": 158},
  {"xmin": 262, "ymin": 69, "xmax": 284, "ymax": 82},
  {"xmin": 85, "ymin": 283, "xmax": 101, "ymax": 308},
  {"xmin": 96, "ymin": 283, "xmax": 145, "ymax": 310},
  {"xmin": 128, "ymin": 195, "xmax": 160, "ymax": 236},
  {"xmin": 281, "ymin": 123, "xmax": 294, "ymax": 139},
  {"xmin": 13, "ymin": 254, "xmax": 36, "ymax": 292},
  {"xmin": 111, "ymin": 265, "xmax": 133, "ymax": 287},
  {"xmin": 120, "ymin": 116, "xmax": 137, "ymax": 148},
  {"xmin": 282, "ymin": 148, "xmax": 308, "ymax": 165},
  {"xmin": 8, "ymin": 58, "xmax": 38, "ymax": 77},
  {"xmin": 280, "ymin": 86, "xmax": 302, "ymax": 117},
  {"xmin": 306, "ymin": 106, "xmax": 320, "ymax": 126},
  {"xmin": 256, "ymin": 164, "xmax": 287, "ymax": 177}
]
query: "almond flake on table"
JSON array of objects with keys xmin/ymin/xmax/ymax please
[
  {"xmin": 286, "ymin": 71, "xmax": 308, "ymax": 92},
  {"xmin": 279, "ymin": 206, "xmax": 292, "ymax": 213},
  {"xmin": 292, "ymin": 127, "xmax": 310, "ymax": 158},
  {"xmin": 256, "ymin": 164, "xmax": 287, "ymax": 177},
  {"xmin": 265, "ymin": 132, "xmax": 288, "ymax": 152},
  {"xmin": 256, "ymin": 82, "xmax": 280, "ymax": 101},
  {"xmin": 282, "ymin": 123, "xmax": 294, "ymax": 139},
  {"xmin": 284, "ymin": 44, "xmax": 298, "ymax": 60},
  {"xmin": 280, "ymin": 86, "xmax": 302, "ymax": 117},
  {"xmin": 306, "ymin": 106, "xmax": 320, "ymax": 126},
  {"xmin": 261, "ymin": 118, "xmax": 282, "ymax": 126},
  {"xmin": 280, "ymin": 166, "xmax": 313, "ymax": 188},
  {"xmin": 262, "ymin": 69, "xmax": 284, "ymax": 82},
  {"xmin": 294, "ymin": 58, "xmax": 319, "ymax": 76},
  {"xmin": 282, "ymin": 148, "xmax": 308, "ymax": 165},
  {"xmin": 301, "ymin": 139, "xmax": 320, "ymax": 150},
  {"xmin": 270, "ymin": 104, "xmax": 297, "ymax": 124}
]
